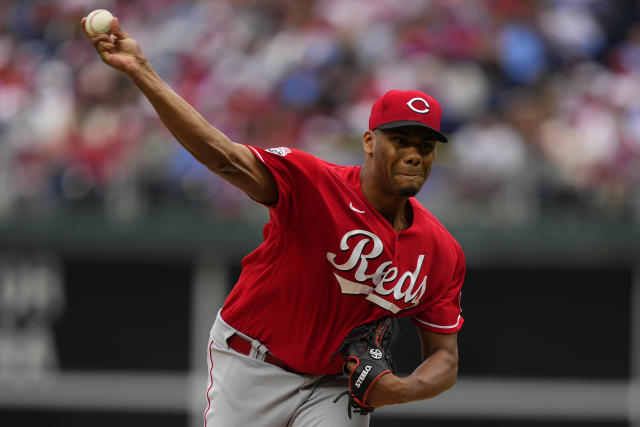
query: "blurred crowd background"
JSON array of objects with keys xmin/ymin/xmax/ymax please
[
  {"xmin": 3, "ymin": 0, "xmax": 640, "ymax": 224},
  {"xmin": 2, "ymin": 3, "xmax": 639, "ymax": 426}
]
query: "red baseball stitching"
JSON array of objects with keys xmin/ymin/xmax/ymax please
[{"xmin": 87, "ymin": 10, "xmax": 106, "ymax": 34}]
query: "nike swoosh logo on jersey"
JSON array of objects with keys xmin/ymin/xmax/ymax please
[{"xmin": 349, "ymin": 202, "xmax": 365, "ymax": 214}]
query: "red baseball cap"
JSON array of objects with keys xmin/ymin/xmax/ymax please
[{"xmin": 368, "ymin": 90, "xmax": 448, "ymax": 142}]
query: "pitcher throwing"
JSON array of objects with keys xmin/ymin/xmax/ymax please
[{"xmin": 82, "ymin": 14, "xmax": 465, "ymax": 427}]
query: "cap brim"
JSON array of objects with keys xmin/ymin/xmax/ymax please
[{"xmin": 376, "ymin": 120, "xmax": 448, "ymax": 143}]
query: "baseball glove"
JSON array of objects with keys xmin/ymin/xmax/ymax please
[{"xmin": 333, "ymin": 316, "xmax": 396, "ymax": 418}]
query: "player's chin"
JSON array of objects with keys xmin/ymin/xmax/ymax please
[
  {"xmin": 397, "ymin": 185, "xmax": 420, "ymax": 197},
  {"xmin": 394, "ymin": 177, "xmax": 424, "ymax": 197}
]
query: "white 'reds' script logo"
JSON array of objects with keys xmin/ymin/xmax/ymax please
[{"xmin": 326, "ymin": 230, "xmax": 428, "ymax": 314}]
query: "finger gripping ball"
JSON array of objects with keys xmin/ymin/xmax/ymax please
[{"xmin": 85, "ymin": 9, "xmax": 114, "ymax": 37}]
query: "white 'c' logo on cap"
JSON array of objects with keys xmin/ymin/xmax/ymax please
[{"xmin": 406, "ymin": 97, "xmax": 430, "ymax": 114}]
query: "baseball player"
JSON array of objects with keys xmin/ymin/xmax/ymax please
[{"xmin": 83, "ymin": 16, "xmax": 464, "ymax": 427}]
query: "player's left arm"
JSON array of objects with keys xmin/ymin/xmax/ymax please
[{"xmin": 365, "ymin": 328, "xmax": 458, "ymax": 407}]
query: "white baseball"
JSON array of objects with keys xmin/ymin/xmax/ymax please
[{"xmin": 85, "ymin": 9, "xmax": 114, "ymax": 37}]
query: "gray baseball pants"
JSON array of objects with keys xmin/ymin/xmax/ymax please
[{"xmin": 203, "ymin": 312, "xmax": 370, "ymax": 427}]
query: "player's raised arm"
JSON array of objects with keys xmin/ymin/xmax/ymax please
[{"xmin": 80, "ymin": 14, "xmax": 278, "ymax": 204}]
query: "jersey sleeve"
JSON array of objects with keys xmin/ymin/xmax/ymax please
[
  {"xmin": 411, "ymin": 244, "xmax": 465, "ymax": 334},
  {"xmin": 245, "ymin": 145, "xmax": 320, "ymax": 225}
]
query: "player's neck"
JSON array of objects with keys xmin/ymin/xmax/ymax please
[
  {"xmin": 375, "ymin": 197, "xmax": 411, "ymax": 232},
  {"xmin": 361, "ymin": 171, "xmax": 411, "ymax": 232}
]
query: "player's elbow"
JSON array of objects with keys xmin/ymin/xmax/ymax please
[
  {"xmin": 433, "ymin": 349, "xmax": 459, "ymax": 395},
  {"xmin": 412, "ymin": 351, "xmax": 459, "ymax": 401},
  {"xmin": 442, "ymin": 351, "xmax": 459, "ymax": 391}
]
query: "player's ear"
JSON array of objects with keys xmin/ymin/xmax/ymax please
[{"xmin": 363, "ymin": 130, "xmax": 375, "ymax": 155}]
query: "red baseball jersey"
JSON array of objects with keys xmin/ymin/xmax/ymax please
[{"xmin": 220, "ymin": 146, "xmax": 465, "ymax": 375}]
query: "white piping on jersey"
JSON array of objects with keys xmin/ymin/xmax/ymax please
[
  {"xmin": 248, "ymin": 146, "xmax": 265, "ymax": 163},
  {"xmin": 349, "ymin": 202, "xmax": 366, "ymax": 214},
  {"xmin": 413, "ymin": 315, "xmax": 461, "ymax": 330}
]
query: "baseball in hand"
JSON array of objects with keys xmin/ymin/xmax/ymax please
[{"xmin": 85, "ymin": 9, "xmax": 114, "ymax": 37}]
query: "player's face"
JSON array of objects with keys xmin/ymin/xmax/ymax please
[{"xmin": 368, "ymin": 127, "xmax": 437, "ymax": 197}]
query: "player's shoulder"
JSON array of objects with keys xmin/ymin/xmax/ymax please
[
  {"xmin": 255, "ymin": 146, "xmax": 313, "ymax": 162},
  {"xmin": 255, "ymin": 146, "xmax": 331, "ymax": 168},
  {"xmin": 260, "ymin": 146, "xmax": 357, "ymax": 175},
  {"xmin": 411, "ymin": 199, "xmax": 463, "ymax": 253}
]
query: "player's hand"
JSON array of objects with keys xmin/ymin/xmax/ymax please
[
  {"xmin": 345, "ymin": 361, "xmax": 406, "ymax": 407},
  {"xmin": 81, "ymin": 17, "xmax": 146, "ymax": 75}
]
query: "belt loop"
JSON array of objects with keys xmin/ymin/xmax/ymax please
[{"xmin": 250, "ymin": 339, "xmax": 269, "ymax": 361}]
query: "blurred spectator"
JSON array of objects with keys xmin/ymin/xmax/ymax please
[
  {"xmin": 447, "ymin": 114, "xmax": 532, "ymax": 223},
  {"xmin": 1, "ymin": 0, "xmax": 640, "ymax": 224}
]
